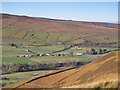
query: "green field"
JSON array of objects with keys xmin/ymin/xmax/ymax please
[
  {"xmin": 3, "ymin": 27, "xmax": 81, "ymax": 45},
  {"xmin": 2, "ymin": 44, "xmax": 116, "ymax": 64},
  {"xmin": 2, "ymin": 26, "xmax": 118, "ymax": 64},
  {"xmin": 3, "ymin": 27, "xmax": 118, "ymax": 45},
  {"xmin": 1, "ymin": 70, "xmax": 55, "ymax": 87}
]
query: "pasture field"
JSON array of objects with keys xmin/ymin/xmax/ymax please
[
  {"xmin": 3, "ymin": 26, "xmax": 118, "ymax": 45},
  {"xmin": 1, "ymin": 70, "xmax": 55, "ymax": 87},
  {"xmin": 2, "ymin": 44, "xmax": 117, "ymax": 64},
  {"xmin": 3, "ymin": 27, "xmax": 80, "ymax": 45}
]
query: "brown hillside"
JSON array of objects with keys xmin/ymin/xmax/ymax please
[
  {"xmin": 1, "ymin": 13, "xmax": 118, "ymax": 37},
  {"xmin": 4, "ymin": 51, "xmax": 119, "ymax": 88}
]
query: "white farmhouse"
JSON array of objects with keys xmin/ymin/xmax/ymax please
[{"xmin": 76, "ymin": 53, "xmax": 83, "ymax": 56}]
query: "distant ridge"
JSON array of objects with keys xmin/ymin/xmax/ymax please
[
  {"xmin": 1, "ymin": 13, "xmax": 118, "ymax": 34},
  {"xmin": 0, "ymin": 13, "xmax": 118, "ymax": 24}
]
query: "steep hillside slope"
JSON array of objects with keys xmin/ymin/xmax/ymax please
[
  {"xmin": 4, "ymin": 51, "xmax": 119, "ymax": 88},
  {"xmin": 1, "ymin": 13, "xmax": 118, "ymax": 45}
]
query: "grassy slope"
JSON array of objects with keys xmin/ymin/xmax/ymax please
[
  {"xmin": 1, "ymin": 13, "xmax": 118, "ymax": 65},
  {"xmin": 65, "ymin": 51, "xmax": 119, "ymax": 88},
  {"xmin": 2, "ymin": 14, "xmax": 118, "ymax": 45},
  {"xmin": 3, "ymin": 27, "xmax": 80, "ymax": 45},
  {"xmin": 3, "ymin": 26, "xmax": 118, "ymax": 44},
  {"xmin": 3, "ymin": 51, "xmax": 119, "ymax": 88}
]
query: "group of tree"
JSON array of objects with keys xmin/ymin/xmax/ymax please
[
  {"xmin": 85, "ymin": 49, "xmax": 108, "ymax": 55},
  {"xmin": 2, "ymin": 61, "xmax": 88, "ymax": 74}
]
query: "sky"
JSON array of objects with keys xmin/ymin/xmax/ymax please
[{"xmin": 2, "ymin": 2, "xmax": 118, "ymax": 23}]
